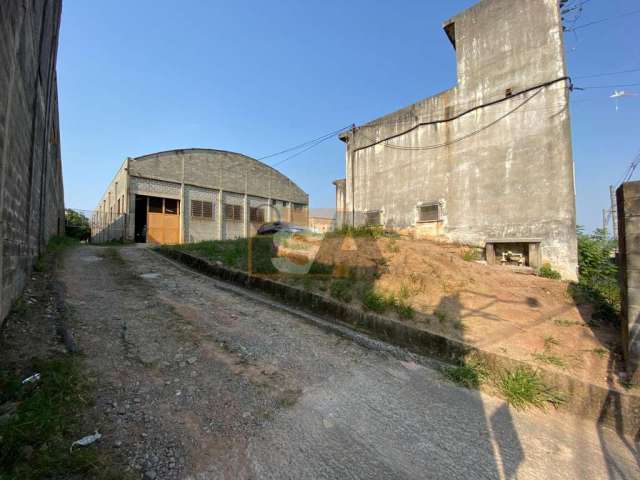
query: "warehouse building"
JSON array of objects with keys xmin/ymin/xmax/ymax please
[
  {"xmin": 92, "ymin": 149, "xmax": 308, "ymax": 244},
  {"xmin": 334, "ymin": 0, "xmax": 578, "ymax": 280}
]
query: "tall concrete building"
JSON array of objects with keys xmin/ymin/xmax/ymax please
[
  {"xmin": 0, "ymin": 0, "xmax": 65, "ymax": 322},
  {"xmin": 335, "ymin": 0, "xmax": 578, "ymax": 280},
  {"xmin": 92, "ymin": 149, "xmax": 308, "ymax": 244}
]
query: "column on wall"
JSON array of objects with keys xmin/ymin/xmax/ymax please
[
  {"xmin": 217, "ymin": 190, "xmax": 223, "ymax": 240},
  {"xmin": 243, "ymin": 194, "xmax": 249, "ymax": 238}
]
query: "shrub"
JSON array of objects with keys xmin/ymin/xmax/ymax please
[
  {"xmin": 330, "ymin": 279, "xmax": 353, "ymax": 303},
  {"xmin": 395, "ymin": 300, "xmax": 415, "ymax": 319},
  {"xmin": 571, "ymin": 226, "xmax": 620, "ymax": 323},
  {"xmin": 362, "ymin": 290, "xmax": 395, "ymax": 313},
  {"xmin": 330, "ymin": 225, "xmax": 385, "ymax": 238},
  {"xmin": 539, "ymin": 263, "xmax": 561, "ymax": 280}
]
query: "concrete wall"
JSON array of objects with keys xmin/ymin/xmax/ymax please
[
  {"xmin": 91, "ymin": 159, "xmax": 128, "ymax": 242},
  {"xmin": 93, "ymin": 149, "xmax": 309, "ymax": 243},
  {"xmin": 617, "ymin": 181, "xmax": 640, "ymax": 383},
  {"xmin": 339, "ymin": 0, "xmax": 578, "ymax": 280},
  {"xmin": 0, "ymin": 0, "xmax": 65, "ymax": 322}
]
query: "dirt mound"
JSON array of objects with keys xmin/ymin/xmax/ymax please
[{"xmin": 304, "ymin": 235, "xmax": 622, "ymax": 390}]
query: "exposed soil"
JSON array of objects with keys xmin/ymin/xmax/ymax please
[{"xmin": 264, "ymin": 235, "xmax": 625, "ymax": 392}]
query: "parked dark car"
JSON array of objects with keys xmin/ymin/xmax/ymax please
[{"xmin": 257, "ymin": 221, "xmax": 307, "ymax": 235}]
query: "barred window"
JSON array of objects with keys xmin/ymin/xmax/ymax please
[
  {"xmin": 249, "ymin": 206, "xmax": 265, "ymax": 223},
  {"xmin": 418, "ymin": 203, "xmax": 439, "ymax": 223},
  {"xmin": 365, "ymin": 211, "xmax": 381, "ymax": 226},
  {"xmin": 191, "ymin": 200, "xmax": 213, "ymax": 219},
  {"xmin": 224, "ymin": 204, "xmax": 243, "ymax": 222}
]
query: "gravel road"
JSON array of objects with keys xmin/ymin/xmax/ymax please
[{"xmin": 58, "ymin": 245, "xmax": 639, "ymax": 480}]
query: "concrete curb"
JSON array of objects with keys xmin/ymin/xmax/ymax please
[{"xmin": 158, "ymin": 247, "xmax": 640, "ymax": 435}]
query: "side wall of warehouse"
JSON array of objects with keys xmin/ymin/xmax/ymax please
[{"xmin": 0, "ymin": 0, "xmax": 65, "ymax": 323}]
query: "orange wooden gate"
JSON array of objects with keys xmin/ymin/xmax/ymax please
[{"xmin": 147, "ymin": 197, "xmax": 180, "ymax": 244}]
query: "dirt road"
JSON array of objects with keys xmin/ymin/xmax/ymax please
[{"xmin": 58, "ymin": 245, "xmax": 638, "ymax": 480}]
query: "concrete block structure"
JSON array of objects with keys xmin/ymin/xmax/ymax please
[
  {"xmin": 0, "ymin": 0, "xmax": 65, "ymax": 322},
  {"xmin": 617, "ymin": 181, "xmax": 640, "ymax": 383},
  {"xmin": 92, "ymin": 149, "xmax": 308, "ymax": 244},
  {"xmin": 335, "ymin": 0, "xmax": 578, "ymax": 280}
]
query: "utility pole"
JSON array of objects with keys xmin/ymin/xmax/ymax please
[
  {"xmin": 610, "ymin": 185, "xmax": 618, "ymax": 241},
  {"xmin": 602, "ymin": 208, "xmax": 608, "ymax": 235}
]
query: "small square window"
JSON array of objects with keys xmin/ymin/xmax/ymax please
[
  {"xmin": 418, "ymin": 204, "xmax": 439, "ymax": 223},
  {"xmin": 250, "ymin": 206, "xmax": 265, "ymax": 223},
  {"xmin": 224, "ymin": 204, "xmax": 243, "ymax": 222},
  {"xmin": 191, "ymin": 199, "xmax": 212, "ymax": 219}
]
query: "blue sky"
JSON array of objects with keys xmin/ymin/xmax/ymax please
[{"xmin": 57, "ymin": 0, "xmax": 640, "ymax": 232}]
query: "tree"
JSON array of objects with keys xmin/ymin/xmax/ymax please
[
  {"xmin": 65, "ymin": 209, "xmax": 90, "ymax": 241},
  {"xmin": 574, "ymin": 225, "xmax": 620, "ymax": 321}
]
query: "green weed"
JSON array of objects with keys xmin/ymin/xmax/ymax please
[
  {"xmin": 591, "ymin": 347, "xmax": 608, "ymax": 358},
  {"xmin": 499, "ymin": 367, "xmax": 566, "ymax": 409},
  {"xmin": 531, "ymin": 351, "xmax": 567, "ymax": 368},
  {"xmin": 361, "ymin": 290, "xmax": 395, "ymax": 313},
  {"xmin": 442, "ymin": 360, "xmax": 488, "ymax": 389},
  {"xmin": 539, "ymin": 263, "xmax": 561, "ymax": 280},
  {"xmin": 435, "ymin": 310, "xmax": 447, "ymax": 323},
  {"xmin": 399, "ymin": 284, "xmax": 411, "ymax": 300},
  {"xmin": 330, "ymin": 279, "xmax": 353, "ymax": 303},
  {"xmin": 554, "ymin": 318, "xmax": 581, "ymax": 327},
  {"xmin": 0, "ymin": 357, "xmax": 130, "ymax": 479},
  {"xmin": 462, "ymin": 249, "xmax": 480, "ymax": 262},
  {"xmin": 395, "ymin": 300, "xmax": 415, "ymax": 319}
]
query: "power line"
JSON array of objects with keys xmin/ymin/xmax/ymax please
[
  {"xmin": 257, "ymin": 124, "xmax": 352, "ymax": 162},
  {"xmin": 576, "ymin": 82, "xmax": 640, "ymax": 90},
  {"xmin": 618, "ymin": 152, "xmax": 640, "ymax": 186},
  {"xmin": 355, "ymin": 88, "xmax": 543, "ymax": 152},
  {"xmin": 352, "ymin": 77, "xmax": 570, "ymax": 153},
  {"xmin": 574, "ymin": 67, "xmax": 640, "ymax": 79},
  {"xmin": 271, "ymin": 133, "xmax": 341, "ymax": 168},
  {"xmin": 567, "ymin": 7, "xmax": 640, "ymax": 31}
]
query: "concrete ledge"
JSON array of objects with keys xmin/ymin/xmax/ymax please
[{"xmin": 158, "ymin": 247, "xmax": 640, "ymax": 436}]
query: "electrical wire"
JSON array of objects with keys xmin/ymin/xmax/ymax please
[
  {"xmin": 576, "ymin": 82, "xmax": 640, "ymax": 90},
  {"xmin": 618, "ymin": 152, "xmax": 640, "ymax": 186},
  {"xmin": 271, "ymin": 134, "xmax": 340, "ymax": 168},
  {"xmin": 567, "ymin": 7, "xmax": 640, "ymax": 31},
  {"xmin": 359, "ymin": 88, "xmax": 542, "ymax": 151},
  {"xmin": 257, "ymin": 124, "xmax": 352, "ymax": 162},
  {"xmin": 574, "ymin": 67, "xmax": 640, "ymax": 80}
]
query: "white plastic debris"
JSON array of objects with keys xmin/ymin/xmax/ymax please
[
  {"xmin": 70, "ymin": 431, "xmax": 102, "ymax": 451},
  {"xmin": 21, "ymin": 373, "xmax": 41, "ymax": 384}
]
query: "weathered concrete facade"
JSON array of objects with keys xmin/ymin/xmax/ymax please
[
  {"xmin": 336, "ymin": 0, "xmax": 578, "ymax": 279},
  {"xmin": 0, "ymin": 0, "xmax": 65, "ymax": 322},
  {"xmin": 617, "ymin": 181, "xmax": 640, "ymax": 383},
  {"xmin": 92, "ymin": 149, "xmax": 308, "ymax": 244}
]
